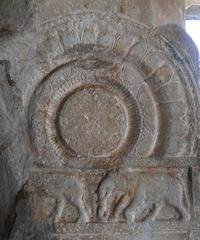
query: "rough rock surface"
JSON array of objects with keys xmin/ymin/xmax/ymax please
[{"xmin": 0, "ymin": 0, "xmax": 200, "ymax": 240}]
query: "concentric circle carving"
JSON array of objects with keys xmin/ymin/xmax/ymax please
[
  {"xmin": 29, "ymin": 11, "xmax": 199, "ymax": 169},
  {"xmin": 30, "ymin": 59, "xmax": 141, "ymax": 168}
]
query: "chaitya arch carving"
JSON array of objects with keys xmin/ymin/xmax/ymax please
[{"xmin": 0, "ymin": 2, "xmax": 200, "ymax": 240}]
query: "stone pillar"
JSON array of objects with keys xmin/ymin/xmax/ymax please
[
  {"xmin": 0, "ymin": 1, "xmax": 200, "ymax": 240},
  {"xmin": 151, "ymin": 0, "xmax": 185, "ymax": 26}
]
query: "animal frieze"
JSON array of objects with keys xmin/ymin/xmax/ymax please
[
  {"xmin": 14, "ymin": 167, "xmax": 190, "ymax": 230},
  {"xmin": 96, "ymin": 168, "xmax": 190, "ymax": 224}
]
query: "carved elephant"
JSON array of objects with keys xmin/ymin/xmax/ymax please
[
  {"xmin": 29, "ymin": 174, "xmax": 92, "ymax": 224},
  {"xmin": 97, "ymin": 169, "xmax": 190, "ymax": 224}
]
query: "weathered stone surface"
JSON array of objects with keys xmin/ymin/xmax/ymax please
[
  {"xmin": 0, "ymin": 1, "xmax": 200, "ymax": 240},
  {"xmin": 0, "ymin": 0, "xmax": 35, "ymax": 35},
  {"xmin": 151, "ymin": 0, "xmax": 185, "ymax": 27}
]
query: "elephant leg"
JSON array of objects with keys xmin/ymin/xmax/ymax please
[
  {"xmin": 75, "ymin": 195, "xmax": 91, "ymax": 223},
  {"xmin": 54, "ymin": 196, "xmax": 65, "ymax": 224},
  {"xmin": 134, "ymin": 201, "xmax": 156, "ymax": 223},
  {"xmin": 124, "ymin": 199, "xmax": 156, "ymax": 224},
  {"xmin": 97, "ymin": 191, "xmax": 115, "ymax": 222},
  {"xmin": 97, "ymin": 199, "xmax": 106, "ymax": 221},
  {"xmin": 123, "ymin": 182, "xmax": 148, "ymax": 224},
  {"xmin": 113, "ymin": 183, "xmax": 139, "ymax": 222}
]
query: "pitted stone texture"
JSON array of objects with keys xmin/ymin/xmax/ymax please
[
  {"xmin": 0, "ymin": 1, "xmax": 200, "ymax": 240},
  {"xmin": 0, "ymin": 0, "xmax": 35, "ymax": 34},
  {"xmin": 190, "ymin": 231, "xmax": 200, "ymax": 240},
  {"xmin": 58, "ymin": 87, "xmax": 127, "ymax": 158}
]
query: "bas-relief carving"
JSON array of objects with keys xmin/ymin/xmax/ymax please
[
  {"xmin": 30, "ymin": 12, "xmax": 199, "ymax": 167},
  {"xmin": 1, "ymin": 9, "xmax": 200, "ymax": 240},
  {"xmin": 9, "ymin": 168, "xmax": 191, "ymax": 239},
  {"xmin": 25, "ymin": 173, "xmax": 91, "ymax": 224},
  {"xmin": 97, "ymin": 169, "xmax": 190, "ymax": 224}
]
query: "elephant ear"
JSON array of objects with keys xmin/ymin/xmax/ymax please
[{"xmin": 134, "ymin": 202, "xmax": 156, "ymax": 223}]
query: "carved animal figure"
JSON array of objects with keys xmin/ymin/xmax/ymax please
[
  {"xmin": 39, "ymin": 175, "xmax": 91, "ymax": 224},
  {"xmin": 97, "ymin": 169, "xmax": 190, "ymax": 224}
]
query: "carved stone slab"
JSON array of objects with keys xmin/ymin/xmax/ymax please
[
  {"xmin": 29, "ymin": 11, "xmax": 199, "ymax": 167},
  {"xmin": 9, "ymin": 167, "xmax": 191, "ymax": 239},
  {"xmin": 0, "ymin": 4, "xmax": 200, "ymax": 240}
]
